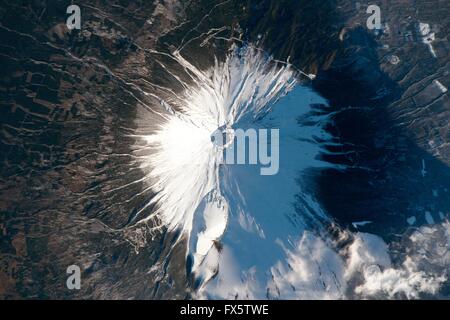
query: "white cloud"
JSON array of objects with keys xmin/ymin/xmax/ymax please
[
  {"xmin": 355, "ymin": 257, "xmax": 446, "ymax": 299},
  {"xmin": 263, "ymin": 223, "xmax": 449, "ymax": 300},
  {"xmin": 267, "ymin": 232, "xmax": 346, "ymax": 299},
  {"xmin": 355, "ymin": 222, "xmax": 449, "ymax": 299},
  {"xmin": 345, "ymin": 233, "xmax": 391, "ymax": 280}
]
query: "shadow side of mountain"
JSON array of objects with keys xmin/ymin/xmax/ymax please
[{"xmin": 307, "ymin": 26, "xmax": 450, "ymax": 239}]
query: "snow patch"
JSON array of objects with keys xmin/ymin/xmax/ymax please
[{"xmin": 419, "ymin": 22, "xmax": 437, "ymax": 58}]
